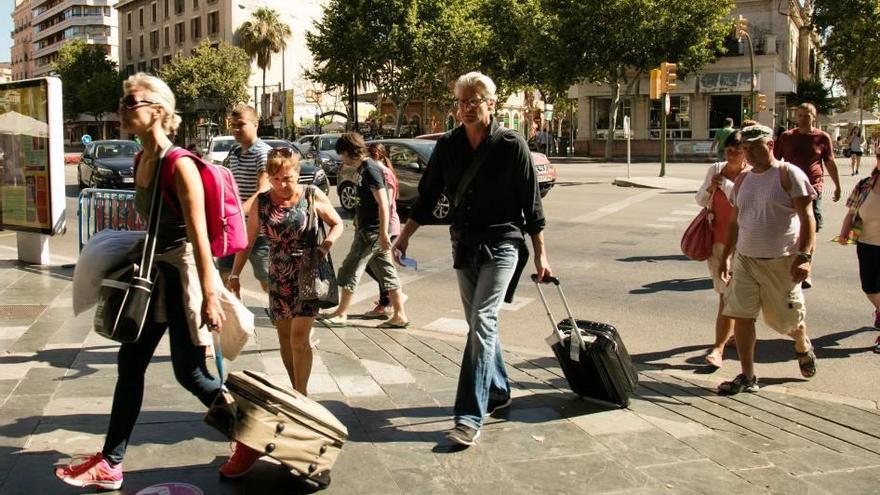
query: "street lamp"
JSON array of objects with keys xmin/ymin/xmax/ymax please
[
  {"xmin": 859, "ymin": 76, "xmax": 870, "ymax": 133},
  {"xmin": 735, "ymin": 15, "xmax": 757, "ymax": 119}
]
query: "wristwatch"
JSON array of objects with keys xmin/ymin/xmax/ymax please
[
  {"xmin": 796, "ymin": 252, "xmax": 812, "ymax": 262},
  {"xmin": 228, "ymin": 274, "xmax": 240, "ymax": 280}
]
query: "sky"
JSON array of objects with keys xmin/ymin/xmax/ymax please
[{"xmin": 0, "ymin": 1, "xmax": 11, "ymax": 63}]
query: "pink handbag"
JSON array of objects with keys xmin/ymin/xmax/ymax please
[{"xmin": 681, "ymin": 191, "xmax": 714, "ymax": 261}]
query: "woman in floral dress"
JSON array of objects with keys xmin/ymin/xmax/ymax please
[
  {"xmin": 228, "ymin": 147, "xmax": 343, "ymax": 394},
  {"xmin": 223, "ymin": 147, "xmax": 344, "ymax": 477}
]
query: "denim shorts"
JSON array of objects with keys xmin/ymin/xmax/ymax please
[{"xmin": 217, "ymin": 234, "xmax": 270, "ymax": 283}]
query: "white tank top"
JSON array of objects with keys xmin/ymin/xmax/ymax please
[{"xmin": 735, "ymin": 167, "xmax": 801, "ymax": 258}]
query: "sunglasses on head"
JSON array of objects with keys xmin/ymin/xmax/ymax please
[
  {"xmin": 268, "ymin": 147, "xmax": 295, "ymax": 158},
  {"xmin": 119, "ymin": 95, "xmax": 158, "ymax": 109}
]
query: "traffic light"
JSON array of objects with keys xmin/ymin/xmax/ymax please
[
  {"xmin": 649, "ymin": 69, "xmax": 662, "ymax": 99},
  {"xmin": 660, "ymin": 62, "xmax": 677, "ymax": 92},
  {"xmin": 755, "ymin": 93, "xmax": 767, "ymax": 112},
  {"xmin": 735, "ymin": 15, "xmax": 748, "ymax": 40}
]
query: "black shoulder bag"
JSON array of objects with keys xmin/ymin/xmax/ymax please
[
  {"xmin": 299, "ymin": 186, "xmax": 340, "ymax": 309},
  {"xmin": 94, "ymin": 150, "xmax": 166, "ymax": 343}
]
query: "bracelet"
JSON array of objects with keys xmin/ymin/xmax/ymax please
[{"xmin": 228, "ymin": 274, "xmax": 240, "ymax": 280}]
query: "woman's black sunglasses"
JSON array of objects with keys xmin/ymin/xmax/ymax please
[{"xmin": 119, "ymin": 95, "xmax": 158, "ymax": 109}]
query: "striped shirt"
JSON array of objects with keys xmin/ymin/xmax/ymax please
[
  {"xmin": 227, "ymin": 139, "xmax": 271, "ymax": 200},
  {"xmin": 732, "ymin": 164, "xmax": 815, "ymax": 258}
]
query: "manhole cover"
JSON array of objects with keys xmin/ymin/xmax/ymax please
[
  {"xmin": 135, "ymin": 482, "xmax": 204, "ymax": 495},
  {"xmin": 0, "ymin": 305, "xmax": 47, "ymax": 320}
]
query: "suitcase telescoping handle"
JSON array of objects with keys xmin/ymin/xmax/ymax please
[
  {"xmin": 531, "ymin": 274, "xmax": 586, "ymax": 360},
  {"xmin": 211, "ymin": 331, "xmax": 226, "ymax": 387}
]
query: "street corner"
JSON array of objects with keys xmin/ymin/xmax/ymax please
[{"xmin": 612, "ymin": 176, "xmax": 702, "ymax": 192}]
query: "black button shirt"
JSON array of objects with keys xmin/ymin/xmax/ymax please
[{"xmin": 410, "ymin": 117, "xmax": 545, "ymax": 244}]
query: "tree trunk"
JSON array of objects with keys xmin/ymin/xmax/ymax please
[
  {"xmin": 604, "ymin": 74, "xmax": 621, "ymax": 161},
  {"xmin": 394, "ymin": 100, "xmax": 407, "ymax": 137},
  {"xmin": 261, "ymin": 68, "xmax": 268, "ymax": 121}
]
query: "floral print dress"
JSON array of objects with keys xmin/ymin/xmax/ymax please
[{"xmin": 258, "ymin": 188, "xmax": 319, "ymax": 320}]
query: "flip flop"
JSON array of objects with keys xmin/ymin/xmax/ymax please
[
  {"xmin": 320, "ymin": 316, "xmax": 348, "ymax": 328},
  {"xmin": 795, "ymin": 346, "xmax": 817, "ymax": 378},
  {"xmin": 376, "ymin": 321, "xmax": 410, "ymax": 329},
  {"xmin": 704, "ymin": 352, "xmax": 722, "ymax": 368}
]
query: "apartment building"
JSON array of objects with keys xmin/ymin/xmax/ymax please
[
  {"xmin": 11, "ymin": 0, "xmax": 34, "ymax": 81},
  {"xmin": 0, "ymin": 64, "xmax": 13, "ymax": 83},
  {"xmin": 115, "ymin": 0, "xmax": 327, "ymax": 114},
  {"xmin": 30, "ymin": 0, "xmax": 119, "ymax": 77},
  {"xmin": 569, "ymin": 0, "xmax": 821, "ymax": 157}
]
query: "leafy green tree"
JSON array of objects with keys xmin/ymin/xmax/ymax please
[
  {"xmin": 52, "ymin": 39, "xmax": 122, "ymax": 138},
  {"xmin": 813, "ymin": 0, "xmax": 880, "ymax": 111},
  {"xmin": 548, "ymin": 0, "xmax": 733, "ymax": 162},
  {"xmin": 158, "ymin": 39, "xmax": 251, "ymax": 132},
  {"xmin": 790, "ymin": 80, "xmax": 840, "ymax": 117},
  {"xmin": 236, "ymin": 7, "xmax": 292, "ymax": 100}
]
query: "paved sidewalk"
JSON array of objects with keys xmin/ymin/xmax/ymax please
[{"xmin": 1, "ymin": 259, "xmax": 879, "ymax": 494}]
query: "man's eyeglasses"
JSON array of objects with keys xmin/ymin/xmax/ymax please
[
  {"xmin": 268, "ymin": 147, "xmax": 295, "ymax": 158},
  {"xmin": 119, "ymin": 95, "xmax": 158, "ymax": 110},
  {"xmin": 456, "ymin": 97, "xmax": 488, "ymax": 108}
]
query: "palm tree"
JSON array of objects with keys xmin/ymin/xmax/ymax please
[{"xmin": 236, "ymin": 8, "xmax": 292, "ymax": 109}]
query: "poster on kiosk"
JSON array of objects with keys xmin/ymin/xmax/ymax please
[{"xmin": 0, "ymin": 78, "xmax": 65, "ymax": 264}]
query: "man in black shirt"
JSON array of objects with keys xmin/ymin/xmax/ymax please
[
  {"xmin": 320, "ymin": 133, "xmax": 409, "ymax": 328},
  {"xmin": 394, "ymin": 71, "xmax": 552, "ymax": 446}
]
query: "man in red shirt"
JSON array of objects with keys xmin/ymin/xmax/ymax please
[{"xmin": 774, "ymin": 102, "xmax": 841, "ymax": 232}]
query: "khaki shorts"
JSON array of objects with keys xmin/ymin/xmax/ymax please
[
  {"xmin": 336, "ymin": 229, "xmax": 400, "ymax": 293},
  {"xmin": 722, "ymin": 253, "xmax": 806, "ymax": 334},
  {"xmin": 706, "ymin": 243, "xmax": 728, "ymax": 294}
]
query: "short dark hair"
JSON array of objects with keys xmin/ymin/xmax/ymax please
[
  {"xmin": 335, "ymin": 132, "xmax": 367, "ymax": 158},
  {"xmin": 724, "ymin": 130, "xmax": 743, "ymax": 148}
]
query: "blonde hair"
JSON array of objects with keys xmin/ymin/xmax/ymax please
[
  {"xmin": 123, "ymin": 72, "xmax": 182, "ymax": 133},
  {"xmin": 455, "ymin": 71, "xmax": 497, "ymax": 102},
  {"xmin": 798, "ymin": 102, "xmax": 817, "ymax": 120},
  {"xmin": 231, "ymin": 104, "xmax": 259, "ymax": 124},
  {"xmin": 266, "ymin": 152, "xmax": 300, "ymax": 177}
]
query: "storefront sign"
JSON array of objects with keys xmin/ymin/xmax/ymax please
[
  {"xmin": 0, "ymin": 78, "xmax": 65, "ymax": 235},
  {"xmin": 700, "ymin": 72, "xmax": 759, "ymax": 93}
]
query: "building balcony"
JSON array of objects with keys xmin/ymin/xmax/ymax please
[{"xmin": 33, "ymin": 33, "xmax": 112, "ymax": 59}]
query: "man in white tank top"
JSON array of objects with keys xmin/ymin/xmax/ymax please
[{"xmin": 717, "ymin": 125, "xmax": 818, "ymax": 395}]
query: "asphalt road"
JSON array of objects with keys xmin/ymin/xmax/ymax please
[{"xmin": 3, "ymin": 159, "xmax": 877, "ymax": 405}]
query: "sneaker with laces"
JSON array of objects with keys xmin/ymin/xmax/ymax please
[
  {"xmin": 219, "ymin": 442, "xmax": 262, "ymax": 478},
  {"xmin": 874, "ymin": 310, "xmax": 880, "ymax": 329},
  {"xmin": 55, "ymin": 452, "xmax": 123, "ymax": 490},
  {"xmin": 718, "ymin": 374, "xmax": 759, "ymax": 395},
  {"xmin": 446, "ymin": 423, "xmax": 481, "ymax": 446},
  {"xmin": 485, "ymin": 396, "xmax": 512, "ymax": 417}
]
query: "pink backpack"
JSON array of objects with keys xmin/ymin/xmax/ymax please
[{"xmin": 144, "ymin": 147, "xmax": 247, "ymax": 257}]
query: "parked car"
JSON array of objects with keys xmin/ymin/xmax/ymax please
[
  {"xmin": 296, "ymin": 134, "xmax": 317, "ymax": 154},
  {"xmin": 336, "ymin": 138, "xmax": 451, "ymax": 223},
  {"xmin": 304, "ymin": 134, "xmax": 343, "ymax": 182},
  {"xmin": 77, "ymin": 140, "xmax": 142, "ymax": 189},
  {"xmin": 416, "ymin": 132, "xmax": 557, "ymax": 197},
  {"xmin": 204, "ymin": 135, "xmax": 236, "ymax": 165},
  {"xmin": 233, "ymin": 139, "xmax": 330, "ymax": 196}
]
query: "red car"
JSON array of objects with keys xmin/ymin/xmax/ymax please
[{"xmin": 416, "ymin": 132, "xmax": 556, "ymax": 197}]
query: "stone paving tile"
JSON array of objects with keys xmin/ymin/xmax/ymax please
[
  {"xmin": 387, "ymin": 466, "xmax": 462, "ymax": 494},
  {"xmin": 480, "ymin": 421, "xmax": 606, "ymax": 463},
  {"xmin": 638, "ymin": 459, "xmax": 767, "ymax": 495},
  {"xmin": 497, "ymin": 453, "xmax": 653, "ymax": 494},
  {"xmin": 594, "ymin": 429, "xmax": 703, "ymax": 468},
  {"xmin": 798, "ymin": 466, "xmax": 880, "ymax": 495},
  {"xmin": 679, "ymin": 432, "xmax": 774, "ymax": 471},
  {"xmin": 361, "ymin": 331, "xmax": 440, "ymax": 374},
  {"xmin": 569, "ymin": 408, "xmax": 655, "ymax": 436},
  {"xmin": 328, "ymin": 442, "xmax": 403, "ymax": 494},
  {"xmin": 735, "ymin": 466, "xmax": 833, "ymax": 495},
  {"xmin": 432, "ymin": 442, "xmax": 508, "ymax": 485},
  {"xmin": 763, "ymin": 445, "xmax": 880, "ymax": 476}
]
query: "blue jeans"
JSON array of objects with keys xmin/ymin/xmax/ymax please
[
  {"xmin": 453, "ymin": 241, "xmax": 519, "ymax": 430},
  {"xmin": 102, "ymin": 266, "xmax": 221, "ymax": 464}
]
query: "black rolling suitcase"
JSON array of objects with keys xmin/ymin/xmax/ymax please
[{"xmin": 533, "ymin": 275, "xmax": 638, "ymax": 408}]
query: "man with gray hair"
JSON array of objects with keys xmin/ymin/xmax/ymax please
[
  {"xmin": 394, "ymin": 71, "xmax": 552, "ymax": 446},
  {"xmin": 718, "ymin": 124, "xmax": 817, "ymax": 395}
]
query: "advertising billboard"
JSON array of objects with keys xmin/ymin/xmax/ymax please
[{"xmin": 0, "ymin": 78, "xmax": 65, "ymax": 235}]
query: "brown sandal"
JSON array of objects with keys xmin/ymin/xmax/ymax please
[{"xmin": 795, "ymin": 347, "xmax": 817, "ymax": 378}]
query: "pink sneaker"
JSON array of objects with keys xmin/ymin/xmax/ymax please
[
  {"xmin": 218, "ymin": 441, "xmax": 262, "ymax": 478},
  {"xmin": 55, "ymin": 452, "xmax": 123, "ymax": 490}
]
